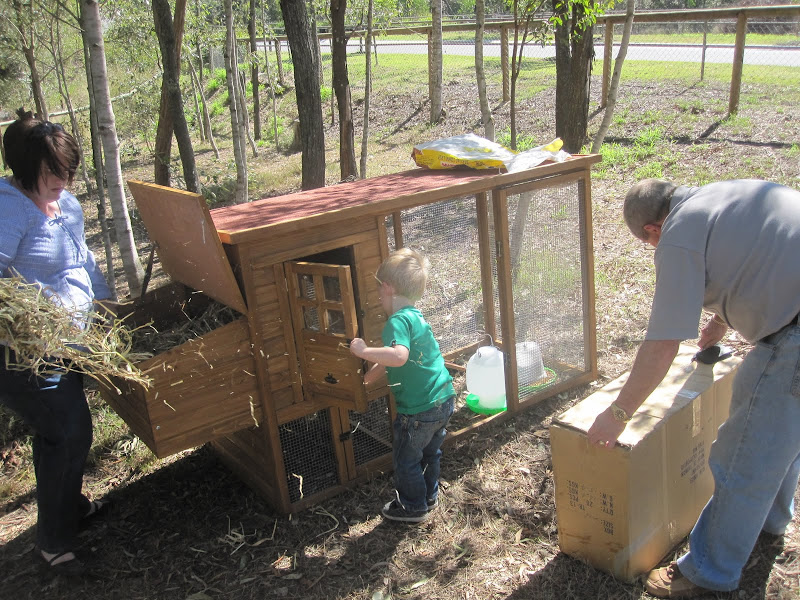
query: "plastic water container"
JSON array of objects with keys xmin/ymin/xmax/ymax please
[
  {"xmin": 466, "ymin": 345, "xmax": 506, "ymax": 411},
  {"xmin": 516, "ymin": 341, "xmax": 545, "ymax": 387}
]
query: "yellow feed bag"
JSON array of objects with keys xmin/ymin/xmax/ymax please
[{"xmin": 412, "ymin": 133, "xmax": 515, "ymax": 170}]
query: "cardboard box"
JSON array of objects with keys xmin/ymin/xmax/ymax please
[{"xmin": 549, "ymin": 343, "xmax": 740, "ymax": 582}]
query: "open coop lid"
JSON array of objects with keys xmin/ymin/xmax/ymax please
[{"xmin": 127, "ymin": 180, "xmax": 247, "ymax": 314}]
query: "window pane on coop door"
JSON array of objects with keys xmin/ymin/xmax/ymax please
[
  {"xmin": 297, "ymin": 273, "xmax": 317, "ymax": 300},
  {"xmin": 303, "ymin": 305, "xmax": 320, "ymax": 330},
  {"xmin": 323, "ymin": 275, "xmax": 342, "ymax": 302},
  {"xmin": 326, "ymin": 309, "xmax": 346, "ymax": 335}
]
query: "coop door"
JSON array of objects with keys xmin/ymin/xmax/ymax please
[{"xmin": 286, "ymin": 261, "xmax": 368, "ymax": 412}]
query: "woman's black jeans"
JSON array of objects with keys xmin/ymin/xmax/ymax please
[{"xmin": 0, "ymin": 352, "xmax": 92, "ymax": 554}]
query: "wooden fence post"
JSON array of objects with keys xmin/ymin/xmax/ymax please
[
  {"xmin": 729, "ymin": 12, "xmax": 747, "ymax": 115},
  {"xmin": 501, "ymin": 25, "xmax": 509, "ymax": 102},
  {"xmin": 701, "ymin": 20, "xmax": 708, "ymax": 80},
  {"xmin": 601, "ymin": 20, "xmax": 613, "ymax": 109},
  {"xmin": 427, "ymin": 27, "xmax": 433, "ymax": 107}
]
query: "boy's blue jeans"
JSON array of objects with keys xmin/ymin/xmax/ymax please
[
  {"xmin": 0, "ymin": 354, "xmax": 93, "ymax": 554},
  {"xmin": 678, "ymin": 320, "xmax": 800, "ymax": 591},
  {"xmin": 392, "ymin": 396, "xmax": 454, "ymax": 513}
]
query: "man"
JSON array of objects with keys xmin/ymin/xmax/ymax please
[{"xmin": 587, "ymin": 179, "xmax": 800, "ymax": 598}]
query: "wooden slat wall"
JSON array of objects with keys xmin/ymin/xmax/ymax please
[
  {"xmin": 244, "ymin": 217, "xmax": 378, "ymax": 266},
  {"xmin": 212, "ymin": 430, "xmax": 284, "ymax": 511},
  {"xmin": 101, "ymin": 318, "xmax": 260, "ymax": 458},
  {"xmin": 241, "ymin": 220, "xmax": 386, "ymax": 418},
  {"xmin": 99, "ymin": 385, "xmax": 156, "ymax": 452},
  {"xmin": 352, "ymin": 227, "xmax": 387, "ymax": 347}
]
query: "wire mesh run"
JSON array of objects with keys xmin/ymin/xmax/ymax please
[
  {"xmin": 386, "ymin": 179, "xmax": 591, "ymax": 421},
  {"xmin": 348, "ymin": 395, "xmax": 393, "ymax": 467},
  {"xmin": 387, "ymin": 194, "xmax": 496, "ymax": 357},
  {"xmin": 279, "ymin": 410, "xmax": 340, "ymax": 504},
  {"xmin": 502, "ymin": 181, "xmax": 588, "ymax": 402}
]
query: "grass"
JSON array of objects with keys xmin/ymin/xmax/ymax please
[
  {"xmin": 624, "ymin": 32, "xmax": 799, "ymax": 46},
  {"xmin": 593, "ymin": 126, "xmax": 679, "ymax": 180},
  {"xmin": 515, "ymin": 251, "xmax": 581, "ymax": 298},
  {"xmin": 599, "ymin": 58, "xmax": 800, "ymax": 89}
]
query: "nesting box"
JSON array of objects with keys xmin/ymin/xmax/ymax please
[{"xmin": 101, "ymin": 157, "xmax": 601, "ymax": 513}]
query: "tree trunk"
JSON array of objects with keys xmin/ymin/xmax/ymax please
[
  {"xmin": 553, "ymin": 0, "xmax": 595, "ymax": 153},
  {"xmin": 153, "ymin": 0, "xmax": 187, "ymax": 187},
  {"xmin": 81, "ymin": 0, "xmax": 144, "ymax": 296},
  {"xmin": 81, "ymin": 33, "xmax": 114, "ymax": 290},
  {"xmin": 331, "ymin": 0, "xmax": 357, "ymax": 180},
  {"xmin": 238, "ymin": 70, "xmax": 259, "ymax": 157},
  {"xmin": 428, "ymin": 0, "xmax": 443, "ymax": 124},
  {"xmin": 280, "ymin": 0, "xmax": 325, "ymax": 190},
  {"xmin": 50, "ymin": 7, "xmax": 116, "ymax": 298},
  {"xmin": 260, "ymin": 5, "xmax": 280, "ymax": 152},
  {"xmin": 249, "ymin": 0, "xmax": 261, "ymax": 140},
  {"xmin": 475, "ymin": 0, "xmax": 495, "ymax": 141},
  {"xmin": 275, "ymin": 36, "xmax": 285, "ymax": 86},
  {"xmin": 188, "ymin": 54, "xmax": 219, "ymax": 158},
  {"xmin": 591, "ymin": 0, "xmax": 635, "ymax": 153},
  {"xmin": 509, "ymin": 0, "xmax": 529, "ymax": 150},
  {"xmin": 224, "ymin": 0, "xmax": 249, "ymax": 203},
  {"xmin": 359, "ymin": 0, "xmax": 374, "ymax": 179},
  {"xmin": 152, "ymin": 0, "xmax": 198, "ymax": 192},
  {"xmin": 12, "ymin": 0, "xmax": 48, "ymax": 120},
  {"xmin": 195, "ymin": 0, "xmax": 204, "ymax": 89},
  {"xmin": 309, "ymin": 4, "xmax": 323, "ymax": 86},
  {"xmin": 187, "ymin": 52, "xmax": 206, "ymax": 142}
]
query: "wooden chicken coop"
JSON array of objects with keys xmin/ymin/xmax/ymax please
[{"xmin": 101, "ymin": 155, "xmax": 601, "ymax": 514}]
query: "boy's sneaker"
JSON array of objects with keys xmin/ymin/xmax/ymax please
[
  {"xmin": 381, "ymin": 499, "xmax": 430, "ymax": 523},
  {"xmin": 426, "ymin": 497, "xmax": 439, "ymax": 510}
]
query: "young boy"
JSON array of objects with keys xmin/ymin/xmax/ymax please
[{"xmin": 349, "ymin": 247, "xmax": 455, "ymax": 523}]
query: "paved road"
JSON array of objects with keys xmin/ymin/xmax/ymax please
[{"xmin": 304, "ymin": 39, "xmax": 800, "ymax": 68}]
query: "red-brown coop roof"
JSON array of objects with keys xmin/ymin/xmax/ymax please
[{"xmin": 209, "ymin": 168, "xmax": 498, "ymax": 244}]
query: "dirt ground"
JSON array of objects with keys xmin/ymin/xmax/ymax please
[{"xmin": 1, "ymin": 71, "xmax": 799, "ymax": 600}]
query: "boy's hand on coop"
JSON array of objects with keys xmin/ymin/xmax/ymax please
[{"xmin": 349, "ymin": 338, "xmax": 367, "ymax": 358}]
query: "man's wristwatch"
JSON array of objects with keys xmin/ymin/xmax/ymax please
[{"xmin": 610, "ymin": 401, "xmax": 632, "ymax": 423}]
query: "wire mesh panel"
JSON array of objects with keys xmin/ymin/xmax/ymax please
[
  {"xmin": 385, "ymin": 179, "xmax": 591, "ymax": 421},
  {"xmin": 348, "ymin": 395, "xmax": 393, "ymax": 467},
  {"xmin": 279, "ymin": 410, "xmax": 340, "ymax": 504},
  {"xmin": 501, "ymin": 181, "xmax": 588, "ymax": 402},
  {"xmin": 387, "ymin": 195, "xmax": 497, "ymax": 357}
]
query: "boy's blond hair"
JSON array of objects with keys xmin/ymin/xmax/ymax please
[{"xmin": 376, "ymin": 247, "xmax": 430, "ymax": 302}]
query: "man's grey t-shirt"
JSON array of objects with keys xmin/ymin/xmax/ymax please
[{"xmin": 646, "ymin": 179, "xmax": 800, "ymax": 343}]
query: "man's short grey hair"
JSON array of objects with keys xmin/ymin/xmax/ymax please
[{"xmin": 623, "ymin": 179, "xmax": 678, "ymax": 241}]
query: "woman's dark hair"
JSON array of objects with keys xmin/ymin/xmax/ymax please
[{"xmin": 3, "ymin": 108, "xmax": 80, "ymax": 192}]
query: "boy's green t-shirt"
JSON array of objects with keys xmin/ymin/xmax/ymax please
[{"xmin": 381, "ymin": 306, "xmax": 455, "ymax": 415}]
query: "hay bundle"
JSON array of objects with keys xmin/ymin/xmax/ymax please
[{"xmin": 0, "ymin": 275, "xmax": 151, "ymax": 391}]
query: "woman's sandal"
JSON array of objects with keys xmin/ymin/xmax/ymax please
[
  {"xmin": 39, "ymin": 549, "xmax": 86, "ymax": 577},
  {"xmin": 80, "ymin": 498, "xmax": 111, "ymax": 529}
]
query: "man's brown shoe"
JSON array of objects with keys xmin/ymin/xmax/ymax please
[{"xmin": 645, "ymin": 562, "xmax": 711, "ymax": 598}]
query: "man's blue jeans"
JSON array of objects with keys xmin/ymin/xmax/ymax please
[
  {"xmin": 678, "ymin": 321, "xmax": 800, "ymax": 591},
  {"xmin": 0, "ymin": 354, "xmax": 92, "ymax": 554},
  {"xmin": 392, "ymin": 396, "xmax": 454, "ymax": 513}
]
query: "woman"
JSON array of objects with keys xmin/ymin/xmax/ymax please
[{"xmin": 0, "ymin": 111, "xmax": 113, "ymax": 575}]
